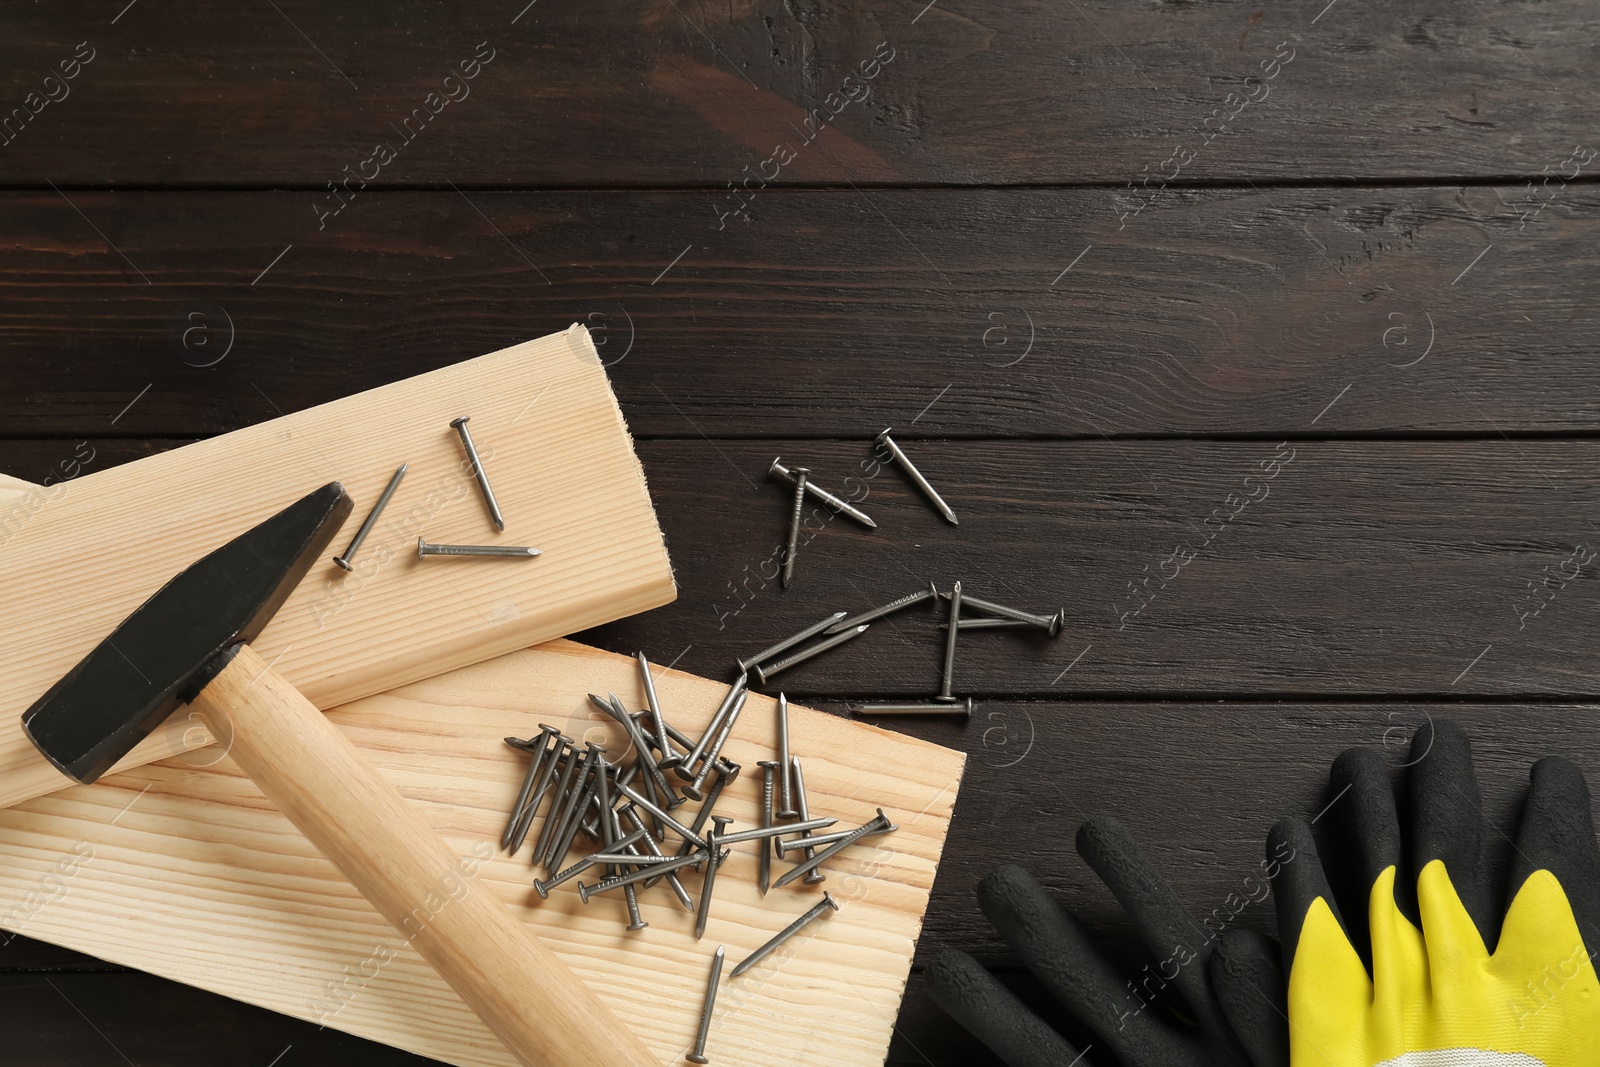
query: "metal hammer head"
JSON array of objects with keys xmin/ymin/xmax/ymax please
[{"xmin": 22, "ymin": 482, "xmax": 351, "ymax": 784}]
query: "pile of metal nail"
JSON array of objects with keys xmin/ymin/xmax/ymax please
[
  {"xmin": 768, "ymin": 427, "xmax": 956, "ymax": 587},
  {"xmin": 498, "ymin": 653, "xmax": 899, "ymax": 1063},
  {"xmin": 735, "ymin": 584, "xmax": 1063, "ymax": 717},
  {"xmin": 330, "ymin": 415, "xmax": 541, "ymax": 573}
]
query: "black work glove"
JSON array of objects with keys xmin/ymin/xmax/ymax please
[{"xmin": 925, "ymin": 814, "xmax": 1289, "ymax": 1067}]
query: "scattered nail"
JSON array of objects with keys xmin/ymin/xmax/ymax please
[
  {"xmin": 333, "ymin": 463, "xmax": 407, "ymax": 571},
  {"xmin": 875, "ymin": 427, "xmax": 958, "ymax": 525},
  {"xmin": 686, "ymin": 946, "xmax": 725, "ymax": 1064},
  {"xmin": 731, "ymin": 893, "xmax": 841, "ymax": 978},
  {"xmin": 781, "ymin": 467, "xmax": 809, "ymax": 589},
  {"xmin": 753, "ymin": 625, "xmax": 870, "ymax": 687},
  {"xmin": 450, "ymin": 415, "xmax": 506, "ymax": 531},
  {"xmin": 851, "ymin": 698, "xmax": 974, "ymax": 719},
  {"xmin": 416, "ymin": 537, "xmax": 540, "ymax": 559},
  {"xmin": 825, "ymin": 583, "xmax": 937, "ymax": 635},
  {"xmin": 769, "ymin": 458, "xmax": 876, "ymax": 529},
  {"xmin": 773, "ymin": 809, "xmax": 896, "ymax": 890},
  {"xmin": 936, "ymin": 580, "xmax": 961, "ymax": 703},
  {"xmin": 775, "ymin": 693, "xmax": 797, "ymax": 819},
  {"xmin": 738, "ymin": 612, "xmax": 849, "ymax": 674}
]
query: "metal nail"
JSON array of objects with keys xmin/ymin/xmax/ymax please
[
  {"xmin": 939, "ymin": 617, "xmax": 1037, "ymax": 631},
  {"xmin": 501, "ymin": 726, "xmax": 558, "ymax": 852},
  {"xmin": 576, "ymin": 849, "xmax": 710, "ymax": 903},
  {"xmin": 674, "ymin": 766, "xmax": 733, "ymax": 861},
  {"xmin": 730, "ymin": 893, "xmax": 841, "ymax": 978},
  {"xmin": 605, "ymin": 785, "xmax": 649, "ymax": 932},
  {"xmin": 680, "ymin": 675, "xmax": 748, "ymax": 778},
  {"xmin": 637, "ymin": 651, "xmax": 683, "ymax": 768},
  {"xmin": 593, "ymin": 692, "xmax": 682, "ymax": 809},
  {"xmin": 790, "ymin": 758, "xmax": 826, "ymax": 884},
  {"xmin": 333, "ymin": 463, "xmax": 407, "ymax": 571},
  {"xmin": 615, "ymin": 781, "xmax": 709, "ymax": 849},
  {"xmin": 449, "ymin": 415, "xmax": 506, "ymax": 531},
  {"xmin": 548, "ymin": 774, "xmax": 602, "ymax": 875},
  {"xmin": 687, "ymin": 946, "xmax": 725, "ymax": 1064},
  {"xmin": 737, "ymin": 612, "xmax": 849, "ymax": 673},
  {"xmin": 546, "ymin": 744, "xmax": 605, "ymax": 872},
  {"xmin": 607, "ymin": 692, "xmax": 685, "ymax": 809},
  {"xmin": 695, "ymin": 819, "xmax": 733, "ymax": 940},
  {"xmin": 591, "ymin": 851, "xmax": 682, "ymax": 865},
  {"xmin": 716, "ymin": 816, "xmax": 835, "ymax": 846},
  {"xmin": 622, "ymin": 880, "xmax": 648, "ymax": 931},
  {"xmin": 684, "ymin": 689, "xmax": 747, "ymax": 801},
  {"xmin": 416, "ymin": 537, "xmax": 540, "ymax": 559},
  {"xmin": 533, "ymin": 827, "xmax": 647, "ymax": 898},
  {"xmin": 531, "ymin": 739, "xmax": 581, "ymax": 864},
  {"xmin": 772, "ymin": 809, "xmax": 896, "ymax": 890},
  {"xmin": 756, "ymin": 761, "xmax": 778, "ymax": 895},
  {"xmin": 936, "ymin": 587, "xmax": 1061, "ymax": 636},
  {"xmin": 775, "ymin": 693, "xmax": 797, "ymax": 819},
  {"xmin": 620, "ymin": 806, "xmax": 695, "ymax": 910},
  {"xmin": 753, "ymin": 625, "xmax": 870, "ymax": 687},
  {"xmin": 850, "ymin": 698, "xmax": 975, "ymax": 719},
  {"xmin": 775, "ymin": 828, "xmax": 857, "ymax": 857},
  {"xmin": 824, "ymin": 584, "xmax": 938, "ymax": 635},
  {"xmin": 533, "ymin": 855, "xmax": 599, "ymax": 899},
  {"xmin": 781, "ymin": 467, "xmax": 809, "ymax": 589},
  {"xmin": 936, "ymin": 580, "xmax": 961, "ymax": 703},
  {"xmin": 769, "ymin": 458, "xmax": 877, "ymax": 529},
  {"xmin": 875, "ymin": 427, "xmax": 958, "ymax": 525},
  {"xmin": 593, "ymin": 752, "xmax": 618, "ymax": 865},
  {"xmin": 645, "ymin": 715, "xmax": 738, "ymax": 781}
]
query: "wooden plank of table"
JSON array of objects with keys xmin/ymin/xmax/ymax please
[
  {"xmin": 1, "ymin": 1, "xmax": 1594, "ymax": 185},
  {"xmin": 8, "ymin": 437, "xmax": 1600, "ymax": 698},
  {"xmin": 0, "ymin": 972, "xmax": 434, "ymax": 1065},
  {"xmin": 590, "ymin": 438, "xmax": 1600, "ymax": 699},
  {"xmin": 1, "ymin": 187, "xmax": 1594, "ymax": 439},
  {"xmin": 0, "ymin": 328, "xmax": 675, "ymax": 811}
]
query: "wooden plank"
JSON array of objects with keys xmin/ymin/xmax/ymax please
[
  {"xmin": 2, "ymin": 187, "xmax": 1597, "ymax": 439},
  {"xmin": 0, "ymin": 639, "xmax": 965, "ymax": 1067},
  {"xmin": 1, "ymin": 1, "xmax": 1595, "ymax": 185},
  {"xmin": 10, "ymin": 437, "xmax": 1600, "ymax": 698},
  {"xmin": 0, "ymin": 972, "xmax": 435, "ymax": 1065},
  {"xmin": 0, "ymin": 327, "xmax": 675, "ymax": 809},
  {"xmin": 583, "ymin": 438, "xmax": 1600, "ymax": 698}
]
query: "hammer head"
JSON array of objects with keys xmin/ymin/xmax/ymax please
[{"xmin": 23, "ymin": 482, "xmax": 351, "ymax": 784}]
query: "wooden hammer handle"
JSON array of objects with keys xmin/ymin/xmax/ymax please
[{"xmin": 191, "ymin": 644, "xmax": 656, "ymax": 1067}]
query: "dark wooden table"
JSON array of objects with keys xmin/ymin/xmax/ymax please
[{"xmin": 4, "ymin": 2, "xmax": 1600, "ymax": 1063}]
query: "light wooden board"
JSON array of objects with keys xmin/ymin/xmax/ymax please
[
  {"xmin": 0, "ymin": 325, "xmax": 675, "ymax": 810},
  {"xmin": 0, "ymin": 638, "xmax": 965, "ymax": 1067}
]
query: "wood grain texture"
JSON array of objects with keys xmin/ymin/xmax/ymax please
[
  {"xmin": 583, "ymin": 438, "xmax": 1600, "ymax": 699},
  {"xmin": 0, "ymin": 971, "xmax": 434, "ymax": 1066},
  {"xmin": 3, "ymin": 188, "xmax": 1598, "ymax": 439},
  {"xmin": 0, "ymin": 327, "xmax": 675, "ymax": 810},
  {"xmin": 1, "ymin": 1, "xmax": 1595, "ymax": 185},
  {"xmin": 0, "ymin": 639, "xmax": 964, "ymax": 1067},
  {"xmin": 11, "ymin": 437, "xmax": 1600, "ymax": 700}
]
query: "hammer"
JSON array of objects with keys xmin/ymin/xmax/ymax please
[{"xmin": 21, "ymin": 482, "xmax": 655, "ymax": 1067}]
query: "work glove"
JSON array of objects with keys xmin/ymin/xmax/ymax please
[
  {"xmin": 1270, "ymin": 718, "xmax": 1600, "ymax": 1066},
  {"xmin": 925, "ymin": 814, "xmax": 1290, "ymax": 1067}
]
